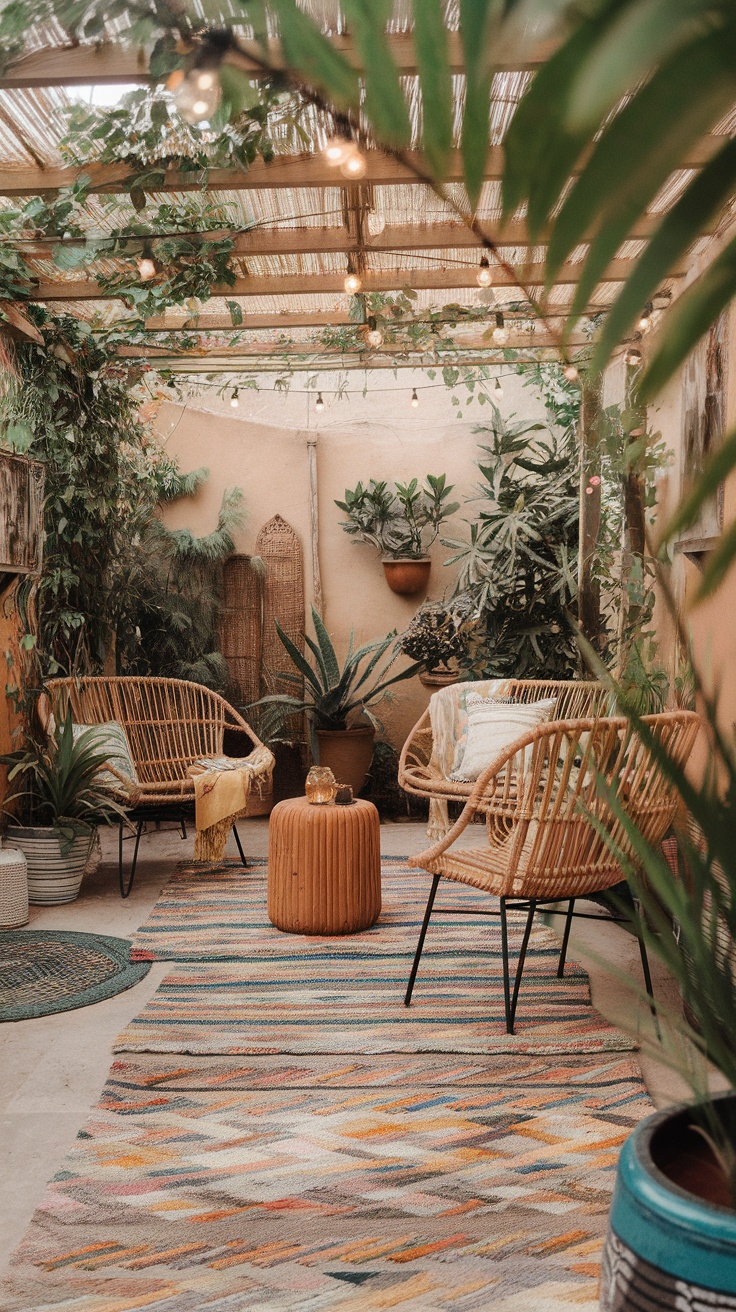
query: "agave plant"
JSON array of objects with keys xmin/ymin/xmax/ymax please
[
  {"xmin": 1, "ymin": 710, "xmax": 128, "ymax": 847},
  {"xmin": 258, "ymin": 607, "xmax": 422, "ymax": 736}
]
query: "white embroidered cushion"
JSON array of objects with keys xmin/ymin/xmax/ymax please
[{"xmin": 450, "ymin": 697, "xmax": 558, "ymax": 782}]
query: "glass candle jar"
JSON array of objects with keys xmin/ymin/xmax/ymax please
[{"xmin": 305, "ymin": 766, "xmax": 338, "ymax": 804}]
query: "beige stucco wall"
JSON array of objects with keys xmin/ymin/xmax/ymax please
[{"xmin": 153, "ymin": 368, "xmax": 549, "ymax": 750}]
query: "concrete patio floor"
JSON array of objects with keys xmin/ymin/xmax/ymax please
[{"xmin": 0, "ymin": 816, "xmax": 699, "ymax": 1282}]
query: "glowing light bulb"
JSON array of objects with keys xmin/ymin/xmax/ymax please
[
  {"xmin": 341, "ymin": 150, "xmax": 367, "ymax": 179},
  {"xmin": 315, "ymin": 392, "xmax": 324, "ymax": 412},
  {"xmin": 637, "ymin": 302, "xmax": 653, "ymax": 334},
  {"xmin": 494, "ymin": 377, "xmax": 503, "ymax": 397},
  {"xmin": 344, "ymin": 272, "xmax": 362, "ymax": 294},
  {"xmin": 366, "ymin": 210, "xmax": 385, "ymax": 237},
  {"xmin": 137, "ymin": 257, "xmax": 156, "ymax": 281},
  {"xmin": 196, "ymin": 71, "xmax": 215, "ymax": 91},
  {"xmin": 563, "ymin": 364, "xmax": 579, "ymax": 381},
  {"xmin": 366, "ymin": 328, "xmax": 383, "ymax": 347},
  {"xmin": 492, "ymin": 311, "xmax": 507, "ymax": 345},
  {"xmin": 476, "ymin": 255, "xmax": 492, "ymax": 288},
  {"xmin": 324, "ymin": 137, "xmax": 352, "ymax": 166},
  {"xmin": 411, "ymin": 388, "xmax": 419, "ymax": 408},
  {"xmin": 230, "ymin": 388, "xmax": 239, "ymax": 408},
  {"xmin": 625, "ymin": 347, "xmax": 642, "ymax": 367},
  {"xmin": 173, "ymin": 72, "xmax": 221, "ymax": 124}
]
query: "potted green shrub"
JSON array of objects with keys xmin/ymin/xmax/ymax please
[
  {"xmin": 1, "ymin": 712, "xmax": 128, "ymax": 904},
  {"xmin": 336, "ymin": 475, "xmax": 459, "ymax": 596},
  {"xmin": 259, "ymin": 608, "xmax": 421, "ymax": 794},
  {"xmin": 398, "ymin": 597, "xmax": 481, "ymax": 687}
]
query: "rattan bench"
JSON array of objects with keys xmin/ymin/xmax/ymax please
[{"xmin": 42, "ymin": 676, "xmax": 272, "ymax": 896}]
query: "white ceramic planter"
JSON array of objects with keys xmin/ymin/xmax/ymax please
[{"xmin": 8, "ymin": 826, "xmax": 95, "ymax": 905}]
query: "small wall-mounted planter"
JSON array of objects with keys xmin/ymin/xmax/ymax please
[{"xmin": 382, "ymin": 557, "xmax": 431, "ymax": 596}]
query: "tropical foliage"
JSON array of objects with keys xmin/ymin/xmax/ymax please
[
  {"xmin": 260, "ymin": 607, "xmax": 421, "ymax": 734},
  {"xmin": 397, "ymin": 597, "xmax": 481, "ymax": 672},
  {"xmin": 336, "ymin": 475, "xmax": 459, "ymax": 560},
  {"xmin": 444, "ymin": 408, "xmax": 580, "ymax": 679}
]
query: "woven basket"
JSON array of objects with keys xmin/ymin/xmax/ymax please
[
  {"xmin": 0, "ymin": 838, "xmax": 29, "ymax": 927},
  {"xmin": 9, "ymin": 826, "xmax": 94, "ymax": 905},
  {"xmin": 256, "ymin": 515, "xmax": 305, "ymax": 738}
]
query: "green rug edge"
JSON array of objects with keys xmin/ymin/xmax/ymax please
[{"xmin": 0, "ymin": 930, "xmax": 151, "ymax": 1022}]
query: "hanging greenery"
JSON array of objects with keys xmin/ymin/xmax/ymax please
[{"xmin": 0, "ymin": 308, "xmax": 241, "ymax": 688}]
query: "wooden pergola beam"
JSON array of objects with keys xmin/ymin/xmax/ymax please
[
  {"xmin": 21, "ymin": 212, "xmax": 676, "ymax": 259},
  {"xmin": 0, "ymin": 33, "xmax": 558, "ymax": 90},
  {"xmin": 31, "ymin": 258, "xmax": 683, "ymax": 302},
  {"xmin": 0, "ymin": 137, "xmax": 726, "ymax": 197},
  {"xmin": 140, "ymin": 313, "xmax": 591, "ymax": 335},
  {"xmin": 118, "ymin": 330, "xmax": 593, "ymax": 353}
]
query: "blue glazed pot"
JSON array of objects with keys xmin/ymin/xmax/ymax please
[{"xmin": 601, "ymin": 1097, "xmax": 736, "ymax": 1309}]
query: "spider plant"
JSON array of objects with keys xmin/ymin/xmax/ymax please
[
  {"xmin": 257, "ymin": 607, "xmax": 422, "ymax": 736},
  {"xmin": 1, "ymin": 710, "xmax": 128, "ymax": 849}
]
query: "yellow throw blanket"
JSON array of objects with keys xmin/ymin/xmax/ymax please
[{"xmin": 188, "ymin": 745, "xmax": 275, "ymax": 862}]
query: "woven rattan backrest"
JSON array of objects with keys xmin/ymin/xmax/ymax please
[
  {"xmin": 493, "ymin": 710, "xmax": 700, "ymax": 895},
  {"xmin": 502, "ymin": 679, "xmax": 608, "ymax": 718},
  {"xmin": 46, "ymin": 677, "xmax": 227, "ymax": 784}
]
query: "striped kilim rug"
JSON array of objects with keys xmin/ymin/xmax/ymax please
[
  {"xmin": 3, "ymin": 1050, "xmax": 652, "ymax": 1311},
  {"xmin": 118, "ymin": 861, "xmax": 635, "ymax": 1057}
]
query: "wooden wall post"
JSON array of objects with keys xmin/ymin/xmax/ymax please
[{"xmin": 578, "ymin": 377, "xmax": 604, "ymax": 653}]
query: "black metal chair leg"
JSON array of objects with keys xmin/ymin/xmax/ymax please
[
  {"xmin": 119, "ymin": 818, "xmax": 144, "ymax": 899},
  {"xmin": 180, "ymin": 814, "xmax": 187, "ymax": 840},
  {"xmin": 501, "ymin": 897, "xmax": 537, "ymax": 1034},
  {"xmin": 557, "ymin": 899, "xmax": 576, "ymax": 978},
  {"xmin": 232, "ymin": 824, "xmax": 248, "ymax": 868},
  {"xmin": 636, "ymin": 925, "xmax": 659, "ymax": 1029},
  {"xmin": 405, "ymin": 872, "xmax": 441, "ymax": 1006}
]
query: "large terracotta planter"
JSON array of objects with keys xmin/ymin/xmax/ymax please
[
  {"xmin": 315, "ymin": 725, "xmax": 375, "ymax": 795},
  {"xmin": 382, "ymin": 557, "xmax": 431, "ymax": 596},
  {"xmin": 601, "ymin": 1095, "xmax": 736, "ymax": 1310},
  {"xmin": 9, "ymin": 825, "xmax": 95, "ymax": 905}
]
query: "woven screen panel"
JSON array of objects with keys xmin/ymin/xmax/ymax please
[
  {"xmin": 219, "ymin": 554, "xmax": 263, "ymax": 707},
  {"xmin": 256, "ymin": 515, "xmax": 305, "ymax": 701}
]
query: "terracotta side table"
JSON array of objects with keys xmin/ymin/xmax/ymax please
[{"xmin": 268, "ymin": 796, "xmax": 381, "ymax": 934}]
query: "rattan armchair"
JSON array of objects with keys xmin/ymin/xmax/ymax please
[
  {"xmin": 42, "ymin": 676, "xmax": 273, "ymax": 896},
  {"xmin": 399, "ymin": 678, "xmax": 609, "ymax": 839},
  {"xmin": 404, "ymin": 709, "xmax": 700, "ymax": 1033}
]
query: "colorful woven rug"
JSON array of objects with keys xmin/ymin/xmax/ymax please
[
  {"xmin": 3, "ymin": 1050, "xmax": 652, "ymax": 1311},
  {"xmin": 0, "ymin": 930, "xmax": 149, "ymax": 1021},
  {"xmin": 117, "ymin": 862, "xmax": 634, "ymax": 1057}
]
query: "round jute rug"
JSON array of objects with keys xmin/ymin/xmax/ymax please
[{"xmin": 0, "ymin": 931, "xmax": 150, "ymax": 1021}]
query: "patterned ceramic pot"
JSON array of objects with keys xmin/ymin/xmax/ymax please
[
  {"xmin": 8, "ymin": 826, "xmax": 95, "ymax": 905},
  {"xmin": 601, "ymin": 1097, "xmax": 736, "ymax": 1310}
]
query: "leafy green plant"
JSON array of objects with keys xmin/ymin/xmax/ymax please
[
  {"xmin": 1, "ymin": 710, "xmax": 127, "ymax": 844},
  {"xmin": 258, "ymin": 607, "xmax": 421, "ymax": 735},
  {"xmin": 443, "ymin": 407, "xmax": 580, "ymax": 678},
  {"xmin": 398, "ymin": 597, "xmax": 481, "ymax": 672},
  {"xmin": 336, "ymin": 475, "xmax": 459, "ymax": 560}
]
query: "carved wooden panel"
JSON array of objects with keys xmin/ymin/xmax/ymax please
[
  {"xmin": 0, "ymin": 452, "xmax": 44, "ymax": 575},
  {"xmin": 255, "ymin": 514, "xmax": 305, "ymax": 699}
]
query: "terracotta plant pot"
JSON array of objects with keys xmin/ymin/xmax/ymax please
[
  {"xmin": 419, "ymin": 667, "xmax": 460, "ymax": 689},
  {"xmin": 315, "ymin": 725, "xmax": 375, "ymax": 796},
  {"xmin": 601, "ymin": 1094, "xmax": 736, "ymax": 1310},
  {"xmin": 382, "ymin": 557, "xmax": 431, "ymax": 596}
]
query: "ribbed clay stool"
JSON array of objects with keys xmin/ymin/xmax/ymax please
[{"xmin": 268, "ymin": 796, "xmax": 381, "ymax": 934}]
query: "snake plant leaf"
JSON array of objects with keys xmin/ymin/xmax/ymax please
[
  {"xmin": 663, "ymin": 427, "xmax": 736, "ymax": 544},
  {"xmin": 502, "ymin": 16, "xmax": 610, "ymax": 236},
  {"xmin": 275, "ymin": 619, "xmax": 323, "ymax": 697},
  {"xmin": 311, "ymin": 607, "xmax": 341, "ymax": 685},
  {"xmin": 272, "ymin": 0, "xmax": 360, "ymax": 111},
  {"xmin": 460, "ymin": 0, "xmax": 496, "ymax": 209},
  {"xmin": 303, "ymin": 631, "xmax": 331, "ymax": 688},
  {"xmin": 344, "ymin": 661, "xmax": 423, "ymax": 714},
  {"xmin": 565, "ymin": 0, "xmax": 715, "ymax": 132},
  {"xmin": 591, "ymin": 136, "xmax": 736, "ymax": 373},
  {"xmin": 342, "ymin": 0, "xmax": 411, "ymax": 148},
  {"xmin": 640, "ymin": 235, "xmax": 736, "ymax": 399},
  {"xmin": 412, "ymin": 0, "xmax": 453, "ymax": 179},
  {"xmin": 547, "ymin": 23, "xmax": 736, "ymax": 289}
]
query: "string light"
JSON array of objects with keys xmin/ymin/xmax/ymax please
[
  {"xmin": 637, "ymin": 302, "xmax": 653, "ymax": 334},
  {"xmin": 624, "ymin": 347, "xmax": 642, "ymax": 367},
  {"xmin": 494, "ymin": 377, "xmax": 503, "ymax": 397},
  {"xmin": 344, "ymin": 272, "xmax": 362, "ymax": 294},
  {"xmin": 167, "ymin": 35, "xmax": 229, "ymax": 124},
  {"xmin": 137, "ymin": 255, "xmax": 157, "ymax": 281},
  {"xmin": 563, "ymin": 364, "xmax": 579, "ymax": 381},
  {"xmin": 323, "ymin": 137, "xmax": 367, "ymax": 178},
  {"xmin": 476, "ymin": 255, "xmax": 492, "ymax": 288},
  {"xmin": 365, "ymin": 317, "xmax": 383, "ymax": 348},
  {"xmin": 410, "ymin": 388, "xmax": 419, "ymax": 407},
  {"xmin": 315, "ymin": 392, "xmax": 325, "ymax": 412},
  {"xmin": 492, "ymin": 311, "xmax": 508, "ymax": 345},
  {"xmin": 230, "ymin": 387, "xmax": 239, "ymax": 408}
]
